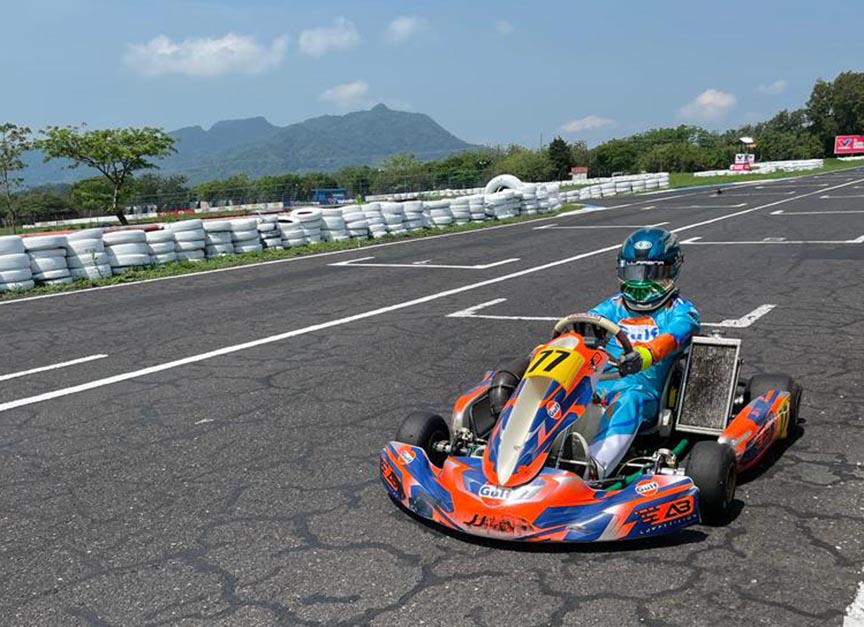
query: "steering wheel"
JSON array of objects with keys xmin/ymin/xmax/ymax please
[{"xmin": 552, "ymin": 313, "xmax": 634, "ymax": 370}]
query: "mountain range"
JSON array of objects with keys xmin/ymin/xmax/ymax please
[{"xmin": 22, "ymin": 104, "xmax": 478, "ymax": 186}]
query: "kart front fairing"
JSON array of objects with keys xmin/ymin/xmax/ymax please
[
  {"xmin": 482, "ymin": 333, "xmax": 604, "ymax": 487},
  {"xmin": 380, "ymin": 443, "xmax": 700, "ymax": 542}
]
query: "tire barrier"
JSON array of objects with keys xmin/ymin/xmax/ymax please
[
  {"xmin": 6, "ymin": 171, "xmax": 642, "ymax": 294},
  {"xmin": 693, "ymin": 159, "xmax": 824, "ymax": 178},
  {"xmin": 65, "ymin": 228, "xmax": 112, "ymax": 280}
]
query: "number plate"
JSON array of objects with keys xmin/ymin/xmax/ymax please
[{"xmin": 525, "ymin": 348, "xmax": 585, "ymax": 387}]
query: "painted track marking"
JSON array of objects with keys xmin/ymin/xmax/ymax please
[
  {"xmin": 771, "ymin": 209, "xmax": 864, "ymax": 215},
  {"xmin": 446, "ymin": 299, "xmax": 775, "ymax": 328},
  {"xmin": 1, "ymin": 174, "xmax": 861, "ymax": 413},
  {"xmin": 329, "ymin": 256, "xmax": 520, "ymax": 270},
  {"xmin": 533, "ymin": 222, "xmax": 669, "ymax": 231},
  {"xmin": 0, "ymin": 354, "xmax": 108, "ymax": 383}
]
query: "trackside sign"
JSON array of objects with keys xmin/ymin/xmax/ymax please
[{"xmin": 835, "ymin": 135, "xmax": 864, "ymax": 155}]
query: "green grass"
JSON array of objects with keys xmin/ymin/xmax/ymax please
[
  {"xmin": 0, "ymin": 205, "xmax": 578, "ymax": 302},
  {"xmin": 669, "ymin": 158, "xmax": 864, "ymax": 188}
]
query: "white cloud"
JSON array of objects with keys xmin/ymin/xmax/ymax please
[
  {"xmin": 679, "ymin": 88, "xmax": 738, "ymax": 121},
  {"xmin": 299, "ymin": 17, "xmax": 360, "ymax": 57},
  {"xmin": 561, "ymin": 115, "xmax": 615, "ymax": 133},
  {"xmin": 495, "ymin": 20, "xmax": 515, "ymax": 36},
  {"xmin": 125, "ymin": 33, "xmax": 288, "ymax": 77},
  {"xmin": 319, "ymin": 80, "xmax": 369, "ymax": 108},
  {"xmin": 386, "ymin": 16, "xmax": 425, "ymax": 44},
  {"xmin": 758, "ymin": 79, "xmax": 788, "ymax": 95}
]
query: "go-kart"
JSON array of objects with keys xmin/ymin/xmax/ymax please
[{"xmin": 380, "ymin": 313, "xmax": 801, "ymax": 543}]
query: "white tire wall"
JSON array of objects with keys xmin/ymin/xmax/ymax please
[{"xmin": 484, "ymin": 174, "xmax": 523, "ymax": 195}]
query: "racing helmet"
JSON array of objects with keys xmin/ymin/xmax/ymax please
[{"xmin": 617, "ymin": 227, "xmax": 683, "ymax": 311}]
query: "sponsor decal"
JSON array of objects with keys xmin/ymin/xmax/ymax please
[
  {"xmin": 619, "ymin": 317, "xmax": 660, "ymax": 342},
  {"xmin": 635, "ymin": 480, "xmax": 659, "ymax": 496},
  {"xmin": 478, "ymin": 483, "xmax": 542, "ymax": 501},
  {"xmin": 380, "ymin": 458, "xmax": 405, "ymax": 500},
  {"xmin": 400, "ymin": 449, "xmax": 416, "ymax": 464},
  {"xmin": 634, "ymin": 240, "xmax": 653, "ymax": 251},
  {"xmin": 465, "ymin": 513, "xmax": 533, "ymax": 535},
  {"xmin": 546, "ymin": 400, "xmax": 562, "ymax": 420},
  {"xmin": 636, "ymin": 496, "xmax": 695, "ymax": 525},
  {"xmin": 835, "ymin": 135, "xmax": 864, "ymax": 155}
]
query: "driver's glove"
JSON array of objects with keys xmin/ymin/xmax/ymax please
[{"xmin": 618, "ymin": 347, "xmax": 653, "ymax": 376}]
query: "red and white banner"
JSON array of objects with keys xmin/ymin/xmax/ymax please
[{"xmin": 835, "ymin": 135, "xmax": 864, "ymax": 155}]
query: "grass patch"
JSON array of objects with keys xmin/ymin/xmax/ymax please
[
  {"xmin": 0, "ymin": 205, "xmax": 578, "ymax": 302},
  {"xmin": 670, "ymin": 158, "xmax": 864, "ymax": 188}
]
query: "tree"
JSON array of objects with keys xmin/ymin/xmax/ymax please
[
  {"xmin": 17, "ymin": 189, "xmax": 75, "ymax": 223},
  {"xmin": 132, "ymin": 173, "xmax": 190, "ymax": 209},
  {"xmin": 70, "ymin": 177, "xmax": 132, "ymax": 215},
  {"xmin": 39, "ymin": 126, "xmax": 175, "ymax": 224},
  {"xmin": 0, "ymin": 123, "xmax": 33, "ymax": 232},
  {"xmin": 547, "ymin": 137, "xmax": 573, "ymax": 180}
]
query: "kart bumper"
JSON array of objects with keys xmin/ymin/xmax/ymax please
[{"xmin": 380, "ymin": 442, "xmax": 701, "ymax": 542}]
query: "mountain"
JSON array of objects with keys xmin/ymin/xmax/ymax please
[{"xmin": 21, "ymin": 104, "xmax": 478, "ymax": 186}]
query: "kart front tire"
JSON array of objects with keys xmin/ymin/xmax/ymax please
[
  {"xmin": 687, "ymin": 441, "xmax": 737, "ymax": 524},
  {"xmin": 745, "ymin": 373, "xmax": 802, "ymax": 437},
  {"xmin": 395, "ymin": 411, "xmax": 450, "ymax": 468}
]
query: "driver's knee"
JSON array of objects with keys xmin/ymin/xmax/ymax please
[{"xmin": 489, "ymin": 357, "xmax": 529, "ymax": 417}]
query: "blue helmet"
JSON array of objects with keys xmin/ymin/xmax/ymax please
[{"xmin": 617, "ymin": 227, "xmax": 683, "ymax": 311}]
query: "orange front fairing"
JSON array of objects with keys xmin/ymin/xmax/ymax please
[
  {"xmin": 381, "ymin": 442, "xmax": 700, "ymax": 543},
  {"xmin": 482, "ymin": 333, "xmax": 608, "ymax": 488},
  {"xmin": 720, "ymin": 389, "xmax": 791, "ymax": 472}
]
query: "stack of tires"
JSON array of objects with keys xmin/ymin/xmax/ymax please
[
  {"xmin": 536, "ymin": 185, "xmax": 550, "ymax": 212},
  {"xmin": 449, "ymin": 197, "xmax": 471, "ymax": 224},
  {"xmin": 521, "ymin": 185, "xmax": 539, "ymax": 215},
  {"xmin": 171, "ymin": 219, "xmax": 206, "ymax": 262},
  {"xmin": 362, "ymin": 203, "xmax": 387, "ymax": 239},
  {"xmin": 24, "ymin": 234, "xmax": 72, "ymax": 286},
  {"xmin": 203, "ymin": 220, "xmax": 234, "ymax": 257},
  {"xmin": 485, "ymin": 191, "xmax": 519, "ymax": 219},
  {"xmin": 104, "ymin": 230, "xmax": 151, "ymax": 272},
  {"xmin": 424, "ymin": 200, "xmax": 453, "ymax": 228},
  {"xmin": 290, "ymin": 209, "xmax": 323, "ymax": 244},
  {"xmin": 257, "ymin": 215, "xmax": 283, "ymax": 249},
  {"xmin": 65, "ymin": 229, "xmax": 112, "ymax": 280},
  {"xmin": 0, "ymin": 236, "xmax": 34, "ymax": 292},
  {"xmin": 615, "ymin": 180, "xmax": 632, "ymax": 195},
  {"xmin": 600, "ymin": 181, "xmax": 617, "ymax": 197},
  {"xmin": 278, "ymin": 216, "xmax": 306, "ymax": 247},
  {"xmin": 341, "ymin": 205, "xmax": 369, "ymax": 239},
  {"xmin": 145, "ymin": 228, "xmax": 177, "ymax": 265},
  {"xmin": 631, "ymin": 179, "xmax": 646, "ymax": 194},
  {"xmin": 468, "ymin": 195, "xmax": 486, "ymax": 222},
  {"xmin": 547, "ymin": 184, "xmax": 562, "ymax": 212},
  {"xmin": 380, "ymin": 202, "xmax": 406, "ymax": 235},
  {"xmin": 230, "ymin": 218, "xmax": 262, "ymax": 254},
  {"xmin": 320, "ymin": 208, "xmax": 349, "ymax": 242},
  {"xmin": 402, "ymin": 201, "xmax": 426, "ymax": 231}
]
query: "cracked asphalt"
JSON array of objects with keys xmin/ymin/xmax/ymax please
[{"xmin": 2, "ymin": 169, "xmax": 863, "ymax": 626}]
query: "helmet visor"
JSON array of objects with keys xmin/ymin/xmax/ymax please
[{"xmin": 617, "ymin": 261, "xmax": 675, "ymax": 282}]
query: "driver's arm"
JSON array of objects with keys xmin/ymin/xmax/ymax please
[{"xmin": 633, "ymin": 303, "xmax": 701, "ymax": 370}]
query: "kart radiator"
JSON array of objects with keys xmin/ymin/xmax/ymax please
[{"xmin": 675, "ymin": 336, "xmax": 741, "ymax": 436}]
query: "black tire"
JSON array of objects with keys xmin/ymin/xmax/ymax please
[
  {"xmin": 687, "ymin": 441, "xmax": 737, "ymax": 524},
  {"xmin": 745, "ymin": 373, "xmax": 802, "ymax": 436},
  {"xmin": 395, "ymin": 411, "xmax": 450, "ymax": 468}
]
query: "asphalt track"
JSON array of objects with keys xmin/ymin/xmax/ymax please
[{"xmin": 2, "ymin": 169, "xmax": 864, "ymax": 626}]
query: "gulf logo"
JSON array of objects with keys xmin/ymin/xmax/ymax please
[
  {"xmin": 635, "ymin": 480, "xmax": 659, "ymax": 496},
  {"xmin": 401, "ymin": 449, "xmax": 416, "ymax": 464},
  {"xmin": 546, "ymin": 400, "xmax": 562, "ymax": 420},
  {"xmin": 620, "ymin": 317, "xmax": 660, "ymax": 343}
]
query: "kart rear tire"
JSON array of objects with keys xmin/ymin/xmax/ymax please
[
  {"xmin": 395, "ymin": 411, "xmax": 450, "ymax": 468},
  {"xmin": 687, "ymin": 441, "xmax": 737, "ymax": 524},
  {"xmin": 745, "ymin": 374, "xmax": 802, "ymax": 436}
]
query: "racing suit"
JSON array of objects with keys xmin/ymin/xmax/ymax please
[{"xmin": 587, "ymin": 293, "xmax": 700, "ymax": 478}]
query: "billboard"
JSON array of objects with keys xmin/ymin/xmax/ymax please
[{"xmin": 835, "ymin": 135, "xmax": 864, "ymax": 155}]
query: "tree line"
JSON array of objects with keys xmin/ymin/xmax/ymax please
[{"xmin": 3, "ymin": 71, "xmax": 862, "ymax": 230}]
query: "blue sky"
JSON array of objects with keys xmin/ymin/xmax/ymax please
[{"xmin": 3, "ymin": 0, "xmax": 863, "ymax": 147}]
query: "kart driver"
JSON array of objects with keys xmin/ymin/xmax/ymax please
[{"xmin": 490, "ymin": 226, "xmax": 700, "ymax": 480}]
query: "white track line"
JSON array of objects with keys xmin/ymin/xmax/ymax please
[
  {"xmin": 1, "ymin": 175, "xmax": 861, "ymax": 413},
  {"xmin": 329, "ymin": 256, "xmax": 520, "ymax": 270},
  {"xmin": 0, "ymin": 354, "xmax": 108, "ymax": 382},
  {"xmin": 534, "ymin": 222, "xmax": 669, "ymax": 231},
  {"xmin": 447, "ymin": 299, "xmax": 775, "ymax": 328},
  {"xmin": 771, "ymin": 209, "xmax": 864, "ymax": 215},
  {"xmin": 847, "ymin": 575, "xmax": 864, "ymax": 626}
]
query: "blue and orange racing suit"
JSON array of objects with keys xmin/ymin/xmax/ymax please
[{"xmin": 586, "ymin": 293, "xmax": 700, "ymax": 478}]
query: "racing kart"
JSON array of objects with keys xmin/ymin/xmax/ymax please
[{"xmin": 380, "ymin": 313, "xmax": 802, "ymax": 543}]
